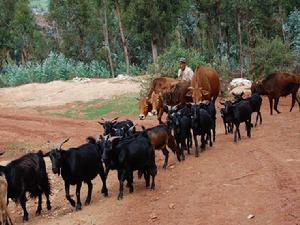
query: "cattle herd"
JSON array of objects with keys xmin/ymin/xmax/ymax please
[{"xmin": 0, "ymin": 66, "xmax": 299, "ymax": 224}]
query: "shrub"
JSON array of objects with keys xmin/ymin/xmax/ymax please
[
  {"xmin": 251, "ymin": 36, "xmax": 294, "ymax": 78},
  {"xmin": 285, "ymin": 9, "xmax": 300, "ymax": 60},
  {"xmin": 0, "ymin": 52, "xmax": 111, "ymax": 86}
]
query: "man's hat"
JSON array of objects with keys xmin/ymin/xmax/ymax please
[{"xmin": 179, "ymin": 57, "xmax": 186, "ymax": 63}]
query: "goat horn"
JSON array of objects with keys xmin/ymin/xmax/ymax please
[
  {"xmin": 108, "ymin": 136, "xmax": 122, "ymax": 142},
  {"xmin": 58, "ymin": 138, "xmax": 70, "ymax": 150},
  {"xmin": 111, "ymin": 117, "xmax": 119, "ymax": 122}
]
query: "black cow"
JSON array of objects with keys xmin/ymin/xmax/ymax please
[
  {"xmin": 44, "ymin": 138, "xmax": 108, "ymax": 210},
  {"xmin": 221, "ymin": 100, "xmax": 253, "ymax": 143},
  {"xmin": 190, "ymin": 104, "xmax": 213, "ymax": 157},
  {"xmin": 0, "ymin": 151, "xmax": 51, "ymax": 222},
  {"xmin": 102, "ymin": 131, "xmax": 157, "ymax": 200}
]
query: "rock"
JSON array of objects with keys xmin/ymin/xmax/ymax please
[
  {"xmin": 247, "ymin": 214, "xmax": 255, "ymax": 219},
  {"xmin": 229, "ymin": 78, "xmax": 252, "ymax": 89},
  {"xmin": 168, "ymin": 203, "xmax": 175, "ymax": 209},
  {"xmin": 150, "ymin": 213, "xmax": 158, "ymax": 220},
  {"xmin": 229, "ymin": 86, "xmax": 252, "ymax": 96}
]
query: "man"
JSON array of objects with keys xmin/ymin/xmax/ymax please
[{"xmin": 178, "ymin": 57, "xmax": 194, "ymax": 81}]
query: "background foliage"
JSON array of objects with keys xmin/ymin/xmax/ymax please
[{"xmin": 0, "ymin": 0, "xmax": 299, "ymax": 87}]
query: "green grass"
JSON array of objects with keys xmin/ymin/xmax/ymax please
[{"xmin": 48, "ymin": 95, "xmax": 139, "ymax": 120}]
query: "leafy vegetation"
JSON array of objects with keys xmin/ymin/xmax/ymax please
[{"xmin": 1, "ymin": 0, "xmax": 300, "ymax": 86}]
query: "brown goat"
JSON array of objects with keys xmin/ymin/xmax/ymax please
[
  {"xmin": 251, "ymin": 72, "xmax": 300, "ymax": 115},
  {"xmin": 0, "ymin": 174, "xmax": 13, "ymax": 225},
  {"xmin": 143, "ymin": 124, "xmax": 181, "ymax": 169}
]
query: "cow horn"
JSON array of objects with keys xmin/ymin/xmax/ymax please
[
  {"xmin": 58, "ymin": 138, "xmax": 70, "ymax": 150},
  {"xmin": 172, "ymin": 104, "xmax": 179, "ymax": 110},
  {"xmin": 188, "ymin": 86, "xmax": 194, "ymax": 90},
  {"xmin": 219, "ymin": 99, "xmax": 225, "ymax": 105}
]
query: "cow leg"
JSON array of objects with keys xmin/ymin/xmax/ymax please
[
  {"xmin": 85, "ymin": 180, "xmax": 93, "ymax": 205},
  {"xmin": 75, "ymin": 181, "xmax": 82, "ymax": 210},
  {"xmin": 99, "ymin": 164, "xmax": 108, "ymax": 197},
  {"xmin": 19, "ymin": 193, "xmax": 28, "ymax": 222},
  {"xmin": 36, "ymin": 194, "xmax": 42, "ymax": 216},
  {"xmin": 194, "ymin": 134, "xmax": 199, "ymax": 157},
  {"xmin": 65, "ymin": 182, "xmax": 76, "ymax": 207},
  {"xmin": 274, "ymin": 97, "xmax": 281, "ymax": 114},
  {"xmin": 117, "ymin": 169, "xmax": 126, "ymax": 200},
  {"xmin": 157, "ymin": 109, "xmax": 164, "ymax": 124},
  {"xmin": 268, "ymin": 97, "xmax": 273, "ymax": 115},
  {"xmin": 290, "ymin": 92, "xmax": 297, "ymax": 112},
  {"xmin": 161, "ymin": 147, "xmax": 169, "ymax": 169}
]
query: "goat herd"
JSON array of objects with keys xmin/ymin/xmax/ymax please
[
  {"xmin": 0, "ymin": 70, "xmax": 299, "ymax": 224},
  {"xmin": 0, "ymin": 92, "xmax": 263, "ymax": 224}
]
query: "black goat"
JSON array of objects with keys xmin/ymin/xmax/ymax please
[
  {"xmin": 198, "ymin": 101, "xmax": 217, "ymax": 142},
  {"xmin": 98, "ymin": 117, "xmax": 134, "ymax": 137},
  {"xmin": 0, "ymin": 151, "xmax": 51, "ymax": 222},
  {"xmin": 167, "ymin": 105, "xmax": 192, "ymax": 160},
  {"xmin": 102, "ymin": 132, "xmax": 157, "ymax": 200},
  {"xmin": 220, "ymin": 107, "xmax": 234, "ymax": 134},
  {"xmin": 190, "ymin": 104, "xmax": 213, "ymax": 157},
  {"xmin": 44, "ymin": 138, "xmax": 108, "ymax": 210},
  {"xmin": 221, "ymin": 100, "xmax": 253, "ymax": 143},
  {"xmin": 233, "ymin": 92, "xmax": 262, "ymax": 127}
]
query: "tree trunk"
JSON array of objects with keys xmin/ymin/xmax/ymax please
[
  {"xmin": 20, "ymin": 48, "xmax": 28, "ymax": 64},
  {"xmin": 151, "ymin": 33, "xmax": 159, "ymax": 72},
  {"xmin": 103, "ymin": 0, "xmax": 114, "ymax": 77},
  {"xmin": 216, "ymin": 0, "xmax": 222, "ymax": 59},
  {"xmin": 206, "ymin": 10, "xmax": 213, "ymax": 63},
  {"xmin": 236, "ymin": 6, "xmax": 243, "ymax": 77},
  {"xmin": 278, "ymin": 4, "xmax": 286, "ymax": 43},
  {"xmin": 114, "ymin": 0, "xmax": 130, "ymax": 75}
]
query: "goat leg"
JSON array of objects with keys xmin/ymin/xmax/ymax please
[
  {"xmin": 65, "ymin": 182, "xmax": 76, "ymax": 207},
  {"xmin": 117, "ymin": 170, "xmax": 126, "ymax": 200},
  {"xmin": 36, "ymin": 194, "xmax": 42, "ymax": 216},
  {"xmin": 99, "ymin": 164, "xmax": 108, "ymax": 197},
  {"xmin": 75, "ymin": 181, "xmax": 82, "ymax": 210},
  {"xmin": 85, "ymin": 181, "xmax": 93, "ymax": 205},
  {"xmin": 20, "ymin": 193, "xmax": 29, "ymax": 222}
]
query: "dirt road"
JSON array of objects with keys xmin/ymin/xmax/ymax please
[{"xmin": 0, "ymin": 97, "xmax": 299, "ymax": 225}]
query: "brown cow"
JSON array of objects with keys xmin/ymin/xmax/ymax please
[
  {"xmin": 188, "ymin": 65, "xmax": 220, "ymax": 103},
  {"xmin": 149, "ymin": 81, "xmax": 192, "ymax": 124},
  {"xmin": 138, "ymin": 77, "xmax": 178, "ymax": 121},
  {"xmin": 251, "ymin": 72, "xmax": 300, "ymax": 115}
]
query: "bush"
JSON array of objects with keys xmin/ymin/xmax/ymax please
[
  {"xmin": 0, "ymin": 52, "xmax": 111, "ymax": 86},
  {"xmin": 285, "ymin": 9, "xmax": 300, "ymax": 60},
  {"xmin": 148, "ymin": 44, "xmax": 207, "ymax": 77},
  {"xmin": 251, "ymin": 36, "xmax": 294, "ymax": 78}
]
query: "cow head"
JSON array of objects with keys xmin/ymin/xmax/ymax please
[
  {"xmin": 187, "ymin": 87, "xmax": 210, "ymax": 103},
  {"xmin": 44, "ymin": 138, "xmax": 69, "ymax": 176},
  {"xmin": 149, "ymin": 92, "xmax": 163, "ymax": 116},
  {"xmin": 137, "ymin": 97, "xmax": 152, "ymax": 120},
  {"xmin": 251, "ymin": 80, "xmax": 265, "ymax": 94},
  {"xmin": 98, "ymin": 117, "xmax": 119, "ymax": 135}
]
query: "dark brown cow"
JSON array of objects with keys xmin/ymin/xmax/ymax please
[
  {"xmin": 149, "ymin": 81, "xmax": 192, "ymax": 123},
  {"xmin": 251, "ymin": 72, "xmax": 300, "ymax": 115},
  {"xmin": 138, "ymin": 77, "xmax": 178, "ymax": 121},
  {"xmin": 188, "ymin": 65, "xmax": 220, "ymax": 103}
]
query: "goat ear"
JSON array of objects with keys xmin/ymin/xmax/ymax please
[
  {"xmin": 43, "ymin": 151, "xmax": 50, "ymax": 157},
  {"xmin": 98, "ymin": 121, "xmax": 104, "ymax": 125}
]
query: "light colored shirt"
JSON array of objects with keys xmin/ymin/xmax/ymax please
[{"xmin": 178, "ymin": 66, "xmax": 194, "ymax": 81}]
